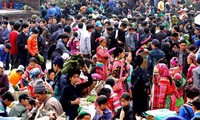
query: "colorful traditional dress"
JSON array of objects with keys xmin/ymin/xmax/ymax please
[
  {"xmin": 67, "ymin": 37, "xmax": 80, "ymax": 54},
  {"xmin": 108, "ymin": 58, "xmax": 130, "ymax": 97},
  {"xmin": 96, "ymin": 45, "xmax": 110, "ymax": 81}
]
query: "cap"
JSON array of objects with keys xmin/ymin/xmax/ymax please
[
  {"xmin": 16, "ymin": 65, "xmax": 25, "ymax": 73},
  {"xmin": 96, "ymin": 21, "xmax": 102, "ymax": 27},
  {"xmin": 33, "ymin": 79, "xmax": 47, "ymax": 93}
]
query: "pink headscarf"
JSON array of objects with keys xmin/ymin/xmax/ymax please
[
  {"xmin": 157, "ymin": 63, "xmax": 171, "ymax": 77},
  {"xmin": 170, "ymin": 57, "xmax": 182, "ymax": 69},
  {"xmin": 187, "ymin": 53, "xmax": 198, "ymax": 66}
]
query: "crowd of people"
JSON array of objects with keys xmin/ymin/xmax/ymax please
[{"xmin": 0, "ymin": 0, "xmax": 200, "ymax": 119}]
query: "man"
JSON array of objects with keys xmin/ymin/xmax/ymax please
[
  {"xmin": 9, "ymin": 94, "xmax": 29, "ymax": 119},
  {"xmin": 17, "ymin": 23, "xmax": 29, "ymax": 67},
  {"xmin": 51, "ymin": 23, "xmax": 64, "ymax": 41},
  {"xmin": 193, "ymin": 54, "xmax": 200, "ymax": 89},
  {"xmin": 175, "ymin": 40, "xmax": 190, "ymax": 76},
  {"xmin": 1, "ymin": 21, "xmax": 10, "ymax": 43},
  {"xmin": 147, "ymin": 39, "xmax": 165, "ymax": 82},
  {"xmin": 0, "ymin": 43, "xmax": 11, "ymax": 64},
  {"xmin": 91, "ymin": 21, "xmax": 102, "ymax": 55},
  {"xmin": 115, "ymin": 22, "xmax": 127, "ymax": 48},
  {"xmin": 9, "ymin": 23, "xmax": 21, "ymax": 69},
  {"xmin": 33, "ymin": 79, "xmax": 64, "ymax": 118},
  {"xmin": 80, "ymin": 24, "xmax": 93, "ymax": 58},
  {"xmin": 106, "ymin": 26, "xmax": 116, "ymax": 49},
  {"xmin": 55, "ymin": 33, "xmax": 71, "ymax": 55},
  {"xmin": 52, "ymin": 55, "xmax": 65, "ymax": 100},
  {"xmin": 155, "ymin": 25, "xmax": 167, "ymax": 43},
  {"xmin": 171, "ymin": 32, "xmax": 179, "ymax": 44},
  {"xmin": 0, "ymin": 92, "xmax": 15, "ymax": 117}
]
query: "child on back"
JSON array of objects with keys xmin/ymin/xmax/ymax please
[
  {"xmin": 93, "ymin": 95, "xmax": 112, "ymax": 120},
  {"xmin": 114, "ymin": 92, "xmax": 136, "ymax": 120}
]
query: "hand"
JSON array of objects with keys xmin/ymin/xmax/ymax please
[
  {"xmin": 82, "ymin": 64, "xmax": 90, "ymax": 74},
  {"xmin": 97, "ymin": 108, "xmax": 103, "ymax": 115},
  {"xmin": 120, "ymin": 77, "xmax": 126, "ymax": 82},
  {"xmin": 48, "ymin": 110, "xmax": 56, "ymax": 119},
  {"xmin": 117, "ymin": 40, "xmax": 123, "ymax": 44},
  {"xmin": 25, "ymin": 45, "xmax": 28, "ymax": 49},
  {"xmin": 73, "ymin": 98, "xmax": 80, "ymax": 105}
]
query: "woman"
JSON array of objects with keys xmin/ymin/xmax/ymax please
[
  {"xmin": 155, "ymin": 63, "xmax": 179, "ymax": 110},
  {"xmin": 27, "ymin": 27, "xmax": 39, "ymax": 58},
  {"xmin": 96, "ymin": 37, "xmax": 110, "ymax": 81},
  {"xmin": 108, "ymin": 47, "xmax": 130, "ymax": 97},
  {"xmin": 60, "ymin": 65, "xmax": 93, "ymax": 120},
  {"xmin": 131, "ymin": 55, "xmax": 148, "ymax": 119},
  {"xmin": 187, "ymin": 53, "xmax": 197, "ymax": 84},
  {"xmin": 67, "ymin": 32, "xmax": 80, "ymax": 54}
]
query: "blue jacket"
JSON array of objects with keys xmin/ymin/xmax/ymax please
[
  {"xmin": 0, "ymin": 45, "xmax": 8, "ymax": 63},
  {"xmin": 44, "ymin": 7, "xmax": 57, "ymax": 19},
  {"xmin": 179, "ymin": 104, "xmax": 194, "ymax": 120},
  {"xmin": 147, "ymin": 48, "xmax": 165, "ymax": 77},
  {"xmin": 1, "ymin": 28, "xmax": 10, "ymax": 42},
  {"xmin": 0, "ymin": 99, "xmax": 7, "ymax": 117},
  {"xmin": 192, "ymin": 112, "xmax": 200, "ymax": 120}
]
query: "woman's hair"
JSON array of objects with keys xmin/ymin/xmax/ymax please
[
  {"xmin": 96, "ymin": 95, "xmax": 108, "ymax": 105},
  {"xmin": 98, "ymin": 87, "xmax": 111, "ymax": 99},
  {"xmin": 120, "ymin": 92, "xmax": 131, "ymax": 101},
  {"xmin": 125, "ymin": 52, "xmax": 131, "ymax": 58},
  {"xmin": 73, "ymin": 32, "xmax": 78, "ymax": 38},
  {"xmin": 32, "ymin": 27, "xmax": 39, "ymax": 34},
  {"xmin": 113, "ymin": 47, "xmax": 124, "ymax": 58},
  {"xmin": 67, "ymin": 69, "xmax": 81, "ymax": 80},
  {"xmin": 77, "ymin": 113, "xmax": 91, "ymax": 120},
  {"xmin": 135, "ymin": 55, "xmax": 143, "ymax": 66}
]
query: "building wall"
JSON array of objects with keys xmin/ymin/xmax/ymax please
[{"xmin": 12, "ymin": 0, "xmax": 40, "ymax": 10}]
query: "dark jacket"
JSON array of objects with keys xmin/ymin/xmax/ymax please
[
  {"xmin": 91, "ymin": 29, "xmax": 101, "ymax": 55},
  {"xmin": 175, "ymin": 50, "xmax": 190, "ymax": 76},
  {"xmin": 0, "ymin": 74, "xmax": 9, "ymax": 97},
  {"xmin": 16, "ymin": 31, "xmax": 28, "ymax": 54},
  {"xmin": 60, "ymin": 74, "xmax": 93, "ymax": 120},
  {"xmin": 114, "ymin": 105, "xmax": 136, "ymax": 120},
  {"xmin": 0, "ymin": 99, "xmax": 7, "ymax": 117},
  {"xmin": 147, "ymin": 48, "xmax": 165, "ymax": 77},
  {"xmin": 155, "ymin": 31, "xmax": 167, "ymax": 43}
]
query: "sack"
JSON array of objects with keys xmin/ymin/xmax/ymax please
[
  {"xmin": 38, "ymin": 54, "xmax": 44, "ymax": 64},
  {"xmin": 176, "ymin": 97, "xmax": 184, "ymax": 107}
]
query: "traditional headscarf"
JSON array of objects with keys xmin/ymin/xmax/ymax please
[
  {"xmin": 187, "ymin": 53, "xmax": 198, "ymax": 66},
  {"xmin": 170, "ymin": 57, "xmax": 182, "ymax": 69},
  {"xmin": 156, "ymin": 63, "xmax": 170, "ymax": 77}
]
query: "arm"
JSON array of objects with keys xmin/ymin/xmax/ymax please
[
  {"xmin": 147, "ymin": 53, "xmax": 152, "ymax": 76},
  {"xmin": 57, "ymin": 42, "xmax": 71, "ymax": 55},
  {"xmin": 1, "ymin": 52, "xmax": 7, "ymax": 63},
  {"xmin": 60, "ymin": 86, "xmax": 72, "ymax": 107},
  {"xmin": 0, "ymin": 75, "xmax": 9, "ymax": 94},
  {"xmin": 85, "ymin": 37, "xmax": 91, "ymax": 54},
  {"xmin": 2, "ymin": 30, "xmax": 10, "ymax": 41},
  {"xmin": 27, "ymin": 38, "xmax": 34, "ymax": 56},
  {"xmin": 78, "ymin": 73, "xmax": 93, "ymax": 91}
]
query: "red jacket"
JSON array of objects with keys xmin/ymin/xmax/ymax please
[{"xmin": 9, "ymin": 31, "xmax": 19, "ymax": 55}]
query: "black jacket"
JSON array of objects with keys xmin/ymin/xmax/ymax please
[
  {"xmin": 16, "ymin": 31, "xmax": 28, "ymax": 53},
  {"xmin": 114, "ymin": 105, "xmax": 136, "ymax": 120}
]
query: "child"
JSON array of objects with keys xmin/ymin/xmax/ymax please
[
  {"xmin": 93, "ymin": 95, "xmax": 112, "ymax": 120},
  {"xmin": 114, "ymin": 92, "xmax": 136, "ymax": 120},
  {"xmin": 192, "ymin": 96, "xmax": 200, "ymax": 119}
]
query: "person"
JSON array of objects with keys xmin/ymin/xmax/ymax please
[
  {"xmin": 96, "ymin": 36, "xmax": 110, "ymax": 81},
  {"xmin": 33, "ymin": 79, "xmax": 64, "ymax": 118},
  {"xmin": 8, "ymin": 65, "xmax": 24, "ymax": 88},
  {"xmin": 0, "ymin": 92, "xmax": 15, "ymax": 117},
  {"xmin": 175, "ymin": 40, "xmax": 190, "ymax": 76},
  {"xmin": 193, "ymin": 54, "xmax": 200, "ymax": 89},
  {"xmin": 67, "ymin": 32, "xmax": 80, "ymax": 54},
  {"xmin": 147, "ymin": 39, "xmax": 165, "ymax": 83},
  {"xmin": 187, "ymin": 53, "xmax": 197, "ymax": 84},
  {"xmin": 1, "ymin": 21, "xmax": 10, "ymax": 43},
  {"xmin": 56, "ymin": 33, "xmax": 71, "ymax": 55},
  {"xmin": 179, "ymin": 85, "xmax": 200, "ymax": 120},
  {"xmin": 0, "ymin": 61, "xmax": 9, "ymax": 97},
  {"xmin": 17, "ymin": 23, "xmax": 29, "ymax": 67},
  {"xmin": 52, "ymin": 55, "xmax": 65, "ymax": 100},
  {"xmin": 155, "ymin": 25, "xmax": 167, "ymax": 44},
  {"xmin": 9, "ymin": 94, "xmax": 29, "ymax": 119},
  {"xmin": 26, "ymin": 98, "xmax": 36, "ymax": 117},
  {"xmin": 22, "ymin": 57, "xmax": 44, "ymax": 87},
  {"xmin": 125, "ymin": 52, "xmax": 133, "ymax": 90},
  {"xmin": 60, "ymin": 65, "xmax": 93, "ymax": 120},
  {"xmin": 77, "ymin": 112, "xmax": 91, "ymax": 120},
  {"xmin": 9, "ymin": 23, "xmax": 21, "ymax": 69},
  {"xmin": 80, "ymin": 24, "xmax": 93, "ymax": 59},
  {"xmin": 27, "ymin": 27, "xmax": 40, "ymax": 59},
  {"xmin": 109, "ymin": 47, "xmax": 130, "ymax": 97},
  {"xmin": 93, "ymin": 95, "xmax": 112, "ymax": 120},
  {"xmin": 0, "ymin": 43, "xmax": 11, "ymax": 64},
  {"xmin": 131, "ymin": 55, "xmax": 148, "ymax": 119},
  {"xmin": 115, "ymin": 22, "xmax": 127, "ymax": 48},
  {"xmin": 114, "ymin": 92, "xmax": 135, "ymax": 120},
  {"xmin": 191, "ymin": 96, "xmax": 200, "ymax": 119},
  {"xmin": 46, "ymin": 69, "xmax": 55, "ymax": 85}
]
